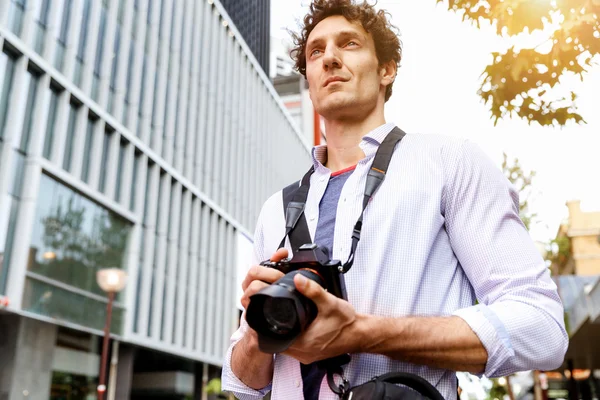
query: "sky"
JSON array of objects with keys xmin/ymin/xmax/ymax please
[{"xmin": 270, "ymin": 0, "xmax": 600, "ymax": 245}]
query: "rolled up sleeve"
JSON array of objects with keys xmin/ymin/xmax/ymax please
[
  {"xmin": 444, "ymin": 140, "xmax": 568, "ymax": 377},
  {"xmin": 221, "ymin": 317, "xmax": 273, "ymax": 399},
  {"xmin": 221, "ymin": 199, "xmax": 275, "ymax": 399}
]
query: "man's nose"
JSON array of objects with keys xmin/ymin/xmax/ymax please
[{"xmin": 323, "ymin": 46, "xmax": 342, "ymax": 70}]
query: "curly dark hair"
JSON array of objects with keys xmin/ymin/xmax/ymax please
[{"xmin": 290, "ymin": 0, "xmax": 402, "ymax": 102}]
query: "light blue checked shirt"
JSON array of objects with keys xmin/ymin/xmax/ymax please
[{"xmin": 222, "ymin": 123, "xmax": 568, "ymax": 400}]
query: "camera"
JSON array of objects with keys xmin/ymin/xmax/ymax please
[{"xmin": 246, "ymin": 243, "xmax": 348, "ymax": 354}]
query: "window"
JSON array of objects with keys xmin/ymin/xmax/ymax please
[
  {"xmin": 98, "ymin": 131, "xmax": 112, "ymax": 193},
  {"xmin": 42, "ymin": 84, "xmax": 61, "ymax": 160},
  {"xmin": 108, "ymin": 27, "xmax": 121, "ymax": 114},
  {"xmin": 129, "ymin": 151, "xmax": 141, "ymax": 211},
  {"xmin": 18, "ymin": 67, "xmax": 41, "ymax": 154},
  {"xmin": 27, "ymin": 175, "xmax": 132, "ymax": 295},
  {"xmin": 7, "ymin": 0, "xmax": 27, "ymax": 36},
  {"xmin": 62, "ymin": 101, "xmax": 80, "ymax": 171},
  {"xmin": 0, "ymin": 51, "xmax": 16, "ymax": 139},
  {"xmin": 81, "ymin": 117, "xmax": 96, "ymax": 183},
  {"xmin": 74, "ymin": 0, "xmax": 91, "ymax": 86},
  {"xmin": 115, "ymin": 139, "xmax": 127, "ymax": 203},
  {"xmin": 54, "ymin": 0, "xmax": 73, "ymax": 71},
  {"xmin": 92, "ymin": 6, "xmax": 108, "ymax": 101},
  {"xmin": 32, "ymin": 0, "xmax": 52, "ymax": 54}
]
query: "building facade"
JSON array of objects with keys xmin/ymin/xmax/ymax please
[
  {"xmin": 219, "ymin": 0, "xmax": 270, "ymax": 76},
  {"xmin": 0, "ymin": 0, "xmax": 310, "ymax": 398}
]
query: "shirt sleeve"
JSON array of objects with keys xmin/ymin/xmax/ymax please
[
  {"xmin": 442, "ymin": 140, "xmax": 568, "ymax": 377},
  {"xmin": 221, "ymin": 200, "xmax": 275, "ymax": 399}
]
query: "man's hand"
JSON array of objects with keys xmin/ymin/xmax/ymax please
[
  {"xmin": 282, "ymin": 273, "xmax": 365, "ymax": 364},
  {"xmin": 239, "ymin": 248, "xmax": 287, "ymax": 309},
  {"xmin": 231, "ymin": 248, "xmax": 288, "ymax": 390}
]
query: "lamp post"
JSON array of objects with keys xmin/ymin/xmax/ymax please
[{"xmin": 96, "ymin": 268, "xmax": 127, "ymax": 400}]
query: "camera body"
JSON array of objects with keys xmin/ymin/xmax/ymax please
[{"xmin": 246, "ymin": 243, "xmax": 348, "ymax": 353}]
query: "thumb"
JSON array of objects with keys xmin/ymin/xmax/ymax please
[{"xmin": 293, "ymin": 273, "xmax": 327, "ymax": 302}]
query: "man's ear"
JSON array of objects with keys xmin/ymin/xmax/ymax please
[{"xmin": 380, "ymin": 59, "xmax": 397, "ymax": 87}]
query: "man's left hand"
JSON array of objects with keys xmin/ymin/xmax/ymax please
[{"xmin": 282, "ymin": 274, "xmax": 365, "ymax": 364}]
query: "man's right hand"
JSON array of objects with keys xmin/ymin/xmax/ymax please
[
  {"xmin": 240, "ymin": 248, "xmax": 288, "ymax": 309},
  {"xmin": 231, "ymin": 248, "xmax": 288, "ymax": 390}
]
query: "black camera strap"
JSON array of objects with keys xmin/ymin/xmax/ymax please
[{"xmin": 279, "ymin": 126, "xmax": 406, "ymax": 274}]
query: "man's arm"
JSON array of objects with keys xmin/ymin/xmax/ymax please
[
  {"xmin": 230, "ymin": 321, "xmax": 275, "ymax": 389},
  {"xmin": 356, "ymin": 315, "xmax": 487, "ymax": 373},
  {"xmin": 284, "ymin": 139, "xmax": 567, "ymax": 375},
  {"xmin": 284, "ymin": 273, "xmax": 487, "ymax": 374}
]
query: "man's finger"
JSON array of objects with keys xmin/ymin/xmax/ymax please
[
  {"xmin": 293, "ymin": 273, "xmax": 328, "ymax": 303},
  {"xmin": 270, "ymin": 248, "xmax": 288, "ymax": 262}
]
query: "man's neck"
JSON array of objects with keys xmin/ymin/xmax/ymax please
[{"xmin": 322, "ymin": 115, "xmax": 386, "ymax": 172}]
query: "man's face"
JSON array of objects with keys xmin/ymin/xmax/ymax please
[{"xmin": 305, "ymin": 15, "xmax": 385, "ymax": 120}]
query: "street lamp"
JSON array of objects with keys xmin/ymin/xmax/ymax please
[{"xmin": 96, "ymin": 268, "xmax": 127, "ymax": 400}]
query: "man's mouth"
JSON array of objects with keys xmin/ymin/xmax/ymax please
[{"xmin": 323, "ymin": 77, "xmax": 347, "ymax": 87}]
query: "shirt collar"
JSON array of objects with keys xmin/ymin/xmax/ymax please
[{"xmin": 311, "ymin": 122, "xmax": 397, "ymax": 171}]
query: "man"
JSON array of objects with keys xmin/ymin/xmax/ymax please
[{"xmin": 222, "ymin": 0, "xmax": 568, "ymax": 399}]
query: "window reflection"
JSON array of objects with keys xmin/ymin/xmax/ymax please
[{"xmin": 27, "ymin": 174, "xmax": 132, "ymax": 298}]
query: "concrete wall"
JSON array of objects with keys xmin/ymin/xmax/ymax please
[{"xmin": 0, "ymin": 315, "xmax": 57, "ymax": 400}]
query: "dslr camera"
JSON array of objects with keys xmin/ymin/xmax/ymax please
[{"xmin": 246, "ymin": 243, "xmax": 348, "ymax": 353}]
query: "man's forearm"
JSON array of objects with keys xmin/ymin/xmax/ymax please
[
  {"xmin": 231, "ymin": 332, "xmax": 274, "ymax": 390},
  {"xmin": 355, "ymin": 315, "xmax": 488, "ymax": 374}
]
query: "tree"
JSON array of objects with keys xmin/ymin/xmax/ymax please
[
  {"xmin": 437, "ymin": 0, "xmax": 599, "ymax": 126},
  {"xmin": 502, "ymin": 152, "xmax": 536, "ymax": 230}
]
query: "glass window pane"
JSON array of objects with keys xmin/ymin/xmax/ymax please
[
  {"xmin": 129, "ymin": 153, "xmax": 140, "ymax": 211},
  {"xmin": 77, "ymin": 0, "xmax": 91, "ymax": 62},
  {"xmin": 115, "ymin": 140, "xmax": 126, "ymax": 203},
  {"xmin": 81, "ymin": 119, "xmax": 95, "ymax": 183},
  {"xmin": 0, "ymin": 52, "xmax": 16, "ymax": 139},
  {"xmin": 22, "ymin": 278, "xmax": 124, "ymax": 334},
  {"xmin": 62, "ymin": 103, "xmax": 79, "ymax": 171},
  {"xmin": 43, "ymin": 87, "xmax": 60, "ymax": 160},
  {"xmin": 27, "ymin": 174, "xmax": 132, "ymax": 299},
  {"xmin": 18, "ymin": 71, "xmax": 39, "ymax": 153},
  {"xmin": 98, "ymin": 131, "xmax": 111, "ymax": 193}
]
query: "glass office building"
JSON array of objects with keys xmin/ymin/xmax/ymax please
[{"xmin": 0, "ymin": 0, "xmax": 310, "ymax": 398}]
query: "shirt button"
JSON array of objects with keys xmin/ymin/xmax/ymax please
[
  {"xmin": 320, "ymin": 177, "xmax": 325, "ymax": 182},
  {"xmin": 310, "ymin": 215, "xmax": 316, "ymax": 221},
  {"xmin": 295, "ymin": 379, "xmax": 300, "ymax": 387}
]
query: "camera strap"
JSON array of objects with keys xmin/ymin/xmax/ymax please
[{"xmin": 279, "ymin": 126, "xmax": 406, "ymax": 274}]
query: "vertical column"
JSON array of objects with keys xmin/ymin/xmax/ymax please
[
  {"xmin": 61, "ymin": 0, "xmax": 84, "ymax": 82},
  {"xmin": 68, "ymin": 105, "xmax": 89, "ymax": 178},
  {"xmin": 124, "ymin": 1, "xmax": 147, "ymax": 134},
  {"xmin": 136, "ymin": 162, "xmax": 158, "ymax": 337},
  {"xmin": 162, "ymin": 0, "xmax": 183, "ymax": 166},
  {"xmin": 147, "ymin": 0, "xmax": 173, "ymax": 155},
  {"xmin": 113, "ymin": 344, "xmax": 136, "ymax": 400},
  {"xmin": 85, "ymin": 120, "xmax": 105, "ymax": 191},
  {"xmin": 110, "ymin": 0, "xmax": 133, "ymax": 121},
  {"xmin": 150, "ymin": 172, "xmax": 171, "ymax": 340},
  {"xmin": 79, "ymin": 0, "xmax": 102, "ymax": 96},
  {"xmin": 172, "ymin": 0, "xmax": 192, "ymax": 174},
  {"xmin": 174, "ymin": 189, "xmax": 191, "ymax": 347},
  {"xmin": 183, "ymin": 0, "xmax": 203, "ymax": 179},
  {"xmin": 184, "ymin": 197, "xmax": 200, "ymax": 351},
  {"xmin": 103, "ymin": 131, "xmax": 120, "ymax": 200},
  {"xmin": 0, "ymin": 315, "xmax": 58, "ymax": 400},
  {"xmin": 201, "ymin": 8, "xmax": 221, "ymax": 196},
  {"xmin": 97, "ymin": 0, "xmax": 119, "ymax": 110},
  {"xmin": 193, "ymin": 1, "xmax": 213, "ymax": 189},
  {"xmin": 162, "ymin": 181, "xmax": 181, "ymax": 344},
  {"xmin": 194, "ymin": 204, "xmax": 210, "ymax": 352}
]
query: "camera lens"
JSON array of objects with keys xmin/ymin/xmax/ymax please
[{"xmin": 263, "ymin": 297, "xmax": 298, "ymax": 335}]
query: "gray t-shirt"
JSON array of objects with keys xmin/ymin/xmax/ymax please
[{"xmin": 301, "ymin": 166, "xmax": 355, "ymax": 399}]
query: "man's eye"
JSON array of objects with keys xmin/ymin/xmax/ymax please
[
  {"xmin": 346, "ymin": 41, "xmax": 358, "ymax": 47},
  {"xmin": 311, "ymin": 49, "xmax": 322, "ymax": 57}
]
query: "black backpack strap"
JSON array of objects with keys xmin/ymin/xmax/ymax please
[{"xmin": 278, "ymin": 166, "xmax": 314, "ymax": 252}]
